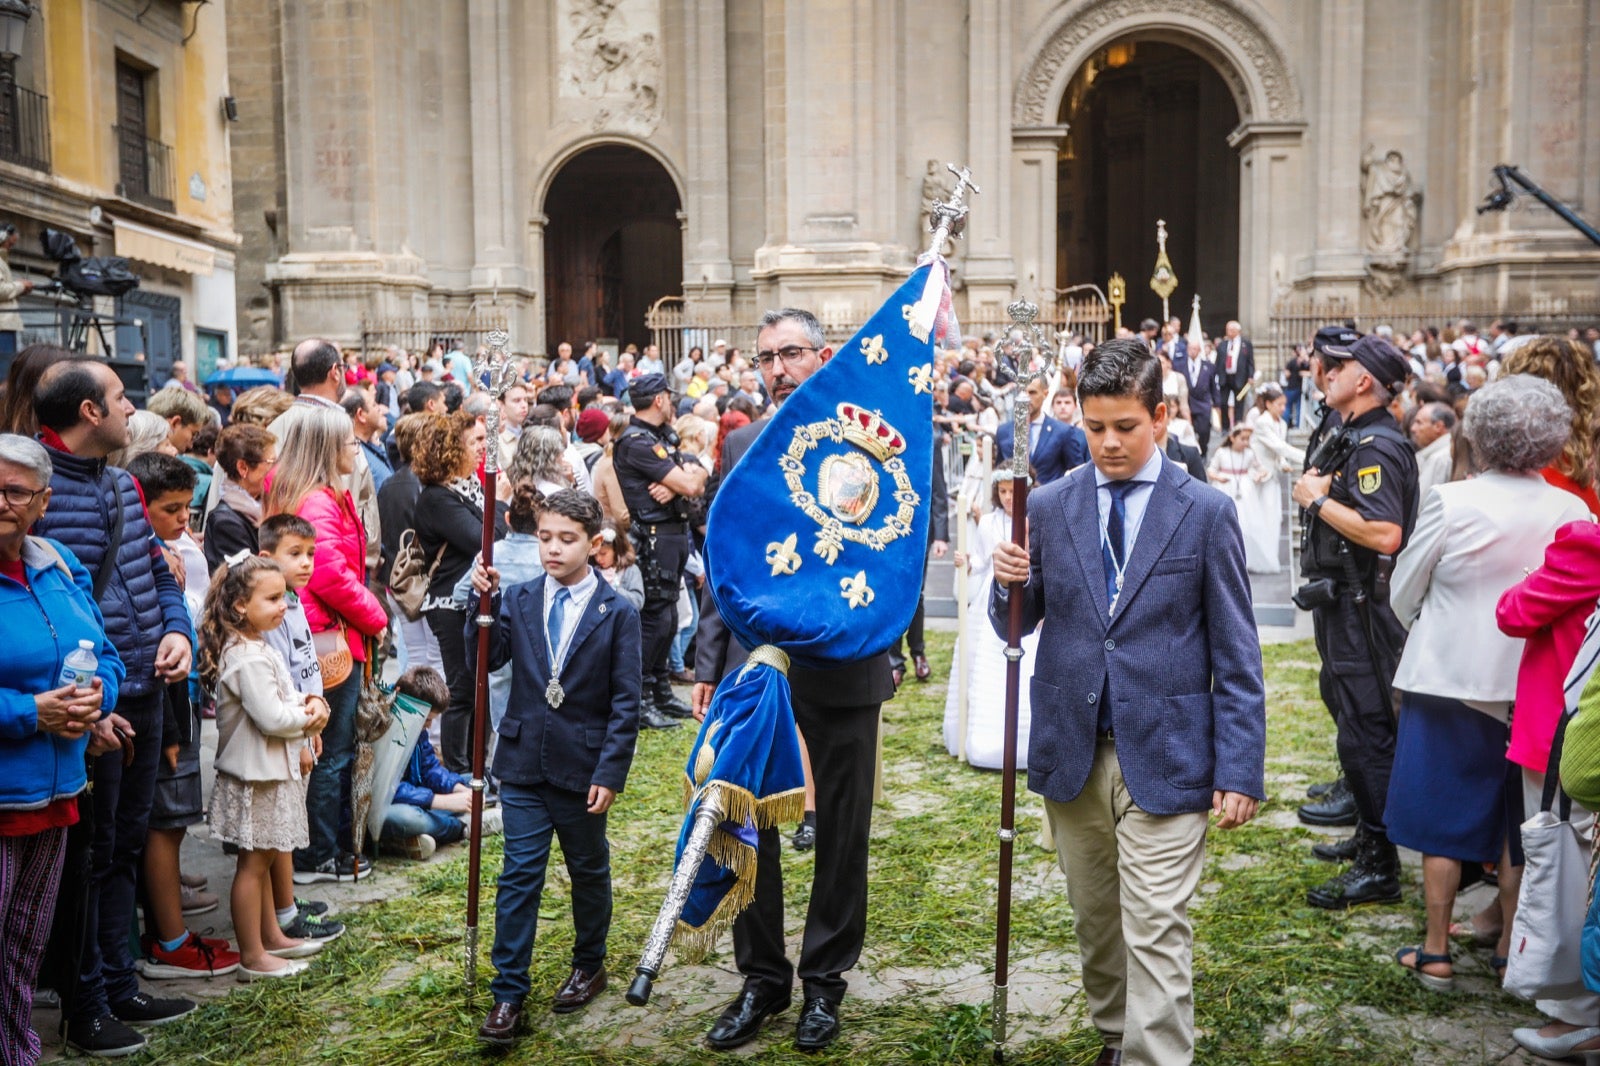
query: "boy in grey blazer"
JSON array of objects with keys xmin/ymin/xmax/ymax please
[{"xmin": 990, "ymin": 338, "xmax": 1266, "ymax": 1066}]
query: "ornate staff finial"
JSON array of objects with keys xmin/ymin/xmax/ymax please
[
  {"xmin": 471, "ymin": 328, "xmax": 520, "ymax": 476},
  {"xmin": 925, "ymin": 163, "xmax": 981, "ymax": 259},
  {"xmin": 999, "ymin": 298, "xmax": 1058, "ymax": 478}
]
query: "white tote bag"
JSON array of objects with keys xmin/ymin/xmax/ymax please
[{"xmin": 1505, "ymin": 716, "xmax": 1591, "ymax": 1001}]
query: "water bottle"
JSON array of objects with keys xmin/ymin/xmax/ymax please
[{"xmin": 58, "ymin": 639, "xmax": 98, "ymax": 691}]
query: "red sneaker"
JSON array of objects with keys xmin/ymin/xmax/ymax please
[{"xmin": 137, "ymin": 933, "xmax": 241, "ymax": 979}]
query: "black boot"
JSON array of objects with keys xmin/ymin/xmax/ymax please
[
  {"xmin": 1306, "ymin": 776, "xmax": 1344, "ymax": 799},
  {"xmin": 637, "ymin": 689, "xmax": 680, "ymax": 730},
  {"xmin": 1307, "ymin": 829, "xmax": 1402, "ymax": 909},
  {"xmin": 653, "ymin": 678, "xmax": 693, "ymax": 719},
  {"xmin": 1310, "ymin": 833, "xmax": 1359, "ymax": 863},
  {"xmin": 1298, "ymin": 778, "xmax": 1358, "ymax": 826}
]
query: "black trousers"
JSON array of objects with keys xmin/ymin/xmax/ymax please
[
  {"xmin": 733, "ymin": 697, "xmax": 880, "ymax": 1005},
  {"xmin": 1192, "ymin": 411, "xmax": 1213, "ymax": 456},
  {"xmin": 637, "ymin": 532, "xmax": 690, "ymax": 686},
  {"xmin": 426, "ymin": 606, "xmax": 473, "ymax": 773},
  {"xmin": 1312, "ymin": 595, "xmax": 1405, "ymax": 833}
]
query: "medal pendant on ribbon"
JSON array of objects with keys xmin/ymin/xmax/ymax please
[{"xmin": 546, "ymin": 677, "xmax": 565, "ymax": 709}]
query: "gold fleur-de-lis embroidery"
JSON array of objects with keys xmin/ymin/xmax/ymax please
[
  {"xmin": 860, "ymin": 334, "xmax": 888, "ymax": 365},
  {"xmin": 839, "ymin": 570, "xmax": 875, "ymax": 609},
  {"xmin": 908, "ymin": 363, "xmax": 933, "ymax": 395},
  {"xmin": 764, "ymin": 533, "xmax": 802, "ymax": 577}
]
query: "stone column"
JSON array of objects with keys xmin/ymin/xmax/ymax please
[
  {"xmin": 1304, "ymin": 0, "xmax": 1366, "ymax": 293},
  {"xmin": 962, "ymin": 0, "xmax": 1015, "ymax": 317},
  {"xmin": 683, "ymin": 0, "xmax": 735, "ymax": 321},
  {"xmin": 1229, "ymin": 122, "xmax": 1306, "ymax": 341},
  {"xmin": 525, "ymin": 213, "xmax": 549, "ymax": 355},
  {"xmin": 466, "ymin": 0, "xmax": 523, "ymax": 293},
  {"xmin": 1009, "ymin": 125, "xmax": 1069, "ymax": 300}
]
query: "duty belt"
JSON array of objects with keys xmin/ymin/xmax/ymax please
[{"xmin": 639, "ymin": 521, "xmax": 689, "ymax": 537}]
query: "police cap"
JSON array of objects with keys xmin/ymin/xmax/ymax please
[
  {"xmin": 1311, "ymin": 325, "xmax": 1361, "ymax": 358},
  {"xmin": 1324, "ymin": 335, "xmax": 1410, "ymax": 393},
  {"xmin": 627, "ymin": 372, "xmax": 675, "ymax": 408}
]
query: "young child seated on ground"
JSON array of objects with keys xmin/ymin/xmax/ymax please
[
  {"xmin": 380, "ymin": 665, "xmax": 489, "ymax": 859},
  {"xmin": 469, "ymin": 489, "xmax": 642, "ymax": 1047}
]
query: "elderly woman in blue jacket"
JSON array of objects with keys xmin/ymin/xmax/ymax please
[{"xmin": 0, "ymin": 433, "xmax": 124, "ymax": 1066}]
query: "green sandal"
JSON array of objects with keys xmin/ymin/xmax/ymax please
[{"xmin": 1395, "ymin": 945, "xmax": 1455, "ymax": 992}]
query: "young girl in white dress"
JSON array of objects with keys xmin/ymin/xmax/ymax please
[
  {"xmin": 943, "ymin": 470, "xmax": 1038, "ymax": 770},
  {"xmin": 201, "ymin": 556, "xmax": 330, "ymax": 980},
  {"xmin": 1208, "ymin": 423, "xmax": 1280, "ymax": 573}
]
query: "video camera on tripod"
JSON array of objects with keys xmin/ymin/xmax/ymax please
[{"xmin": 36, "ymin": 229, "xmax": 140, "ymax": 306}]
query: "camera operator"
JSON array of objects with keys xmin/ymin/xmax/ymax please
[
  {"xmin": 1290, "ymin": 334, "xmax": 1418, "ymax": 911},
  {"xmin": 613, "ymin": 372, "xmax": 707, "ymax": 729},
  {"xmin": 0, "ymin": 225, "xmax": 34, "ymax": 355}
]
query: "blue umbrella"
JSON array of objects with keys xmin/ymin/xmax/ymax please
[{"xmin": 204, "ymin": 366, "xmax": 281, "ymax": 389}]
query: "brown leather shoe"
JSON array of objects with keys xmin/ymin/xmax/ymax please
[
  {"xmin": 913, "ymin": 654, "xmax": 931, "ymax": 681},
  {"xmin": 1093, "ymin": 1046, "xmax": 1122, "ymax": 1065},
  {"xmin": 552, "ymin": 966, "xmax": 607, "ymax": 1013},
  {"xmin": 477, "ymin": 1001, "xmax": 522, "ymax": 1046}
]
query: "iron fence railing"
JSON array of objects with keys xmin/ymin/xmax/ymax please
[{"xmin": 113, "ymin": 123, "xmax": 175, "ymax": 211}]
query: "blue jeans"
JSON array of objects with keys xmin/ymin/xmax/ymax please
[
  {"xmin": 668, "ymin": 583, "xmax": 700, "ymax": 674},
  {"xmin": 71, "ymin": 688, "xmax": 163, "ymax": 1021},
  {"xmin": 1284, "ymin": 390, "xmax": 1303, "ymax": 429},
  {"xmin": 489, "ymin": 781, "xmax": 611, "ymax": 1005},
  {"xmin": 380, "ymin": 803, "xmax": 465, "ymax": 847},
  {"xmin": 295, "ymin": 673, "xmax": 360, "ymax": 869}
]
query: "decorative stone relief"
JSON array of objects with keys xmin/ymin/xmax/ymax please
[
  {"xmin": 1360, "ymin": 146, "xmax": 1422, "ymax": 296},
  {"xmin": 559, "ymin": 0, "xmax": 662, "ymax": 136},
  {"xmin": 1013, "ymin": 0, "xmax": 1301, "ymax": 127}
]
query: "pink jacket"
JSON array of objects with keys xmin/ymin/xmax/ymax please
[
  {"xmin": 295, "ymin": 486, "xmax": 386, "ymax": 662},
  {"xmin": 1497, "ymin": 520, "xmax": 1600, "ymax": 772}
]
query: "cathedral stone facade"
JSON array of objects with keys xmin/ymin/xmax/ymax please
[{"xmin": 228, "ymin": 0, "xmax": 1600, "ymax": 356}]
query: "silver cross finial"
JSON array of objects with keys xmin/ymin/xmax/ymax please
[
  {"xmin": 926, "ymin": 163, "xmax": 981, "ymax": 259},
  {"xmin": 1001, "ymin": 298, "xmax": 1057, "ymax": 477},
  {"xmin": 471, "ymin": 329, "xmax": 520, "ymax": 475}
]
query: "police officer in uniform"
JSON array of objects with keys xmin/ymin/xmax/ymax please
[
  {"xmin": 1291, "ymin": 335, "xmax": 1418, "ymax": 909},
  {"xmin": 1296, "ymin": 325, "xmax": 1363, "ymax": 828},
  {"xmin": 612, "ymin": 373, "xmax": 707, "ymax": 729}
]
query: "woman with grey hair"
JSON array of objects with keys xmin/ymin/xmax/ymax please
[
  {"xmin": 107, "ymin": 409, "xmax": 176, "ymax": 468},
  {"xmin": 505, "ymin": 425, "xmax": 570, "ymax": 497},
  {"xmin": 1383, "ymin": 374, "xmax": 1593, "ymax": 991},
  {"xmin": 0, "ymin": 432, "xmax": 126, "ymax": 1063}
]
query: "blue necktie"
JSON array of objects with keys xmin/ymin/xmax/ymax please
[
  {"xmin": 1101, "ymin": 480, "xmax": 1138, "ymax": 611},
  {"xmin": 547, "ymin": 586, "xmax": 569, "ymax": 662}
]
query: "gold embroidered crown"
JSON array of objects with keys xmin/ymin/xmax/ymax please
[{"xmin": 837, "ymin": 403, "xmax": 906, "ymax": 461}]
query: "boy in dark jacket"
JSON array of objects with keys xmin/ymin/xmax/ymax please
[
  {"xmin": 380, "ymin": 666, "xmax": 478, "ymax": 858},
  {"xmin": 468, "ymin": 489, "xmax": 641, "ymax": 1047}
]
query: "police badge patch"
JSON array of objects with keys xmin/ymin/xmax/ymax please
[{"xmin": 1358, "ymin": 465, "xmax": 1382, "ymax": 494}]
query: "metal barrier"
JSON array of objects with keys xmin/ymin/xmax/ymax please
[{"xmin": 358, "ymin": 312, "xmax": 510, "ymax": 361}]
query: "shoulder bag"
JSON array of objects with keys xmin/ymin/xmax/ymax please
[{"xmin": 388, "ymin": 528, "xmax": 445, "ymax": 622}]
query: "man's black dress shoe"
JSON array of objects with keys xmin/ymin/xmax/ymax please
[
  {"xmin": 640, "ymin": 707, "xmax": 681, "ymax": 730},
  {"xmin": 552, "ymin": 965, "xmax": 606, "ymax": 1013},
  {"xmin": 706, "ymin": 986, "xmax": 790, "ymax": 1050},
  {"xmin": 478, "ymin": 1001, "xmax": 523, "ymax": 1046},
  {"xmin": 794, "ymin": 997, "xmax": 840, "ymax": 1052},
  {"xmin": 1093, "ymin": 1046, "xmax": 1123, "ymax": 1065}
]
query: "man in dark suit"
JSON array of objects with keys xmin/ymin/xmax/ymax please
[
  {"xmin": 990, "ymin": 339, "xmax": 1265, "ymax": 1066},
  {"xmin": 692, "ymin": 308, "xmax": 896, "ymax": 1054},
  {"xmin": 1159, "ymin": 424, "xmax": 1207, "ymax": 481},
  {"xmin": 1182, "ymin": 345, "xmax": 1220, "ymax": 456},
  {"xmin": 994, "ymin": 376, "xmax": 1089, "ymax": 484},
  {"xmin": 1216, "ymin": 321, "xmax": 1255, "ymax": 432}
]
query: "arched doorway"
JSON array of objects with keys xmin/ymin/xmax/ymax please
[
  {"xmin": 1056, "ymin": 39, "xmax": 1240, "ymax": 329},
  {"xmin": 543, "ymin": 145, "xmax": 682, "ymax": 353}
]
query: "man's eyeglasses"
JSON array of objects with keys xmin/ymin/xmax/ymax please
[
  {"xmin": 755, "ymin": 346, "xmax": 818, "ymax": 370},
  {"xmin": 0, "ymin": 484, "xmax": 46, "ymax": 509}
]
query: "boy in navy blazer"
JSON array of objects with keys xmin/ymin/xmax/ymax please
[
  {"xmin": 990, "ymin": 339, "xmax": 1266, "ymax": 1066},
  {"xmin": 468, "ymin": 490, "xmax": 641, "ymax": 1047}
]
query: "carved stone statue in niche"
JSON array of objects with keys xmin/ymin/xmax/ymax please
[
  {"xmin": 1361, "ymin": 146, "xmax": 1422, "ymax": 296},
  {"xmin": 920, "ymin": 159, "xmax": 954, "ymax": 246}
]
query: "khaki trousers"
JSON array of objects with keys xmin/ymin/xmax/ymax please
[{"xmin": 1043, "ymin": 739, "xmax": 1209, "ymax": 1066}]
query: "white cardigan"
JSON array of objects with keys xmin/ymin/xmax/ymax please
[
  {"xmin": 1391, "ymin": 471, "xmax": 1592, "ymax": 706},
  {"xmin": 213, "ymin": 637, "xmax": 312, "ymax": 782}
]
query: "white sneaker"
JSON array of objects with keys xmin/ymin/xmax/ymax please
[
  {"xmin": 404, "ymin": 834, "xmax": 437, "ymax": 861},
  {"xmin": 237, "ymin": 959, "xmax": 311, "ymax": 982},
  {"xmin": 265, "ymin": 939, "xmax": 324, "ymax": 959}
]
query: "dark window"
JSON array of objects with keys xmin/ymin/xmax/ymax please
[{"xmin": 113, "ymin": 60, "xmax": 173, "ymax": 210}]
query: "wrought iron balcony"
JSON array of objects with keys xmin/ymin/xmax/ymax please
[
  {"xmin": 0, "ymin": 83, "xmax": 48, "ymax": 172},
  {"xmin": 112, "ymin": 123, "xmax": 174, "ymax": 212}
]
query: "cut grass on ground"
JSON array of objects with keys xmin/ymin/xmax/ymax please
[{"xmin": 143, "ymin": 637, "xmax": 1541, "ymax": 1065}]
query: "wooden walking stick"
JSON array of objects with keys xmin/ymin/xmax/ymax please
[
  {"xmin": 465, "ymin": 328, "xmax": 519, "ymax": 998},
  {"xmin": 993, "ymin": 299, "xmax": 1052, "ymax": 1063}
]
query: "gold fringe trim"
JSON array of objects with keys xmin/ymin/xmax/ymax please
[
  {"xmin": 671, "ymin": 836, "xmax": 759, "ymax": 961},
  {"xmin": 679, "ymin": 778, "xmax": 808, "ymax": 829}
]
